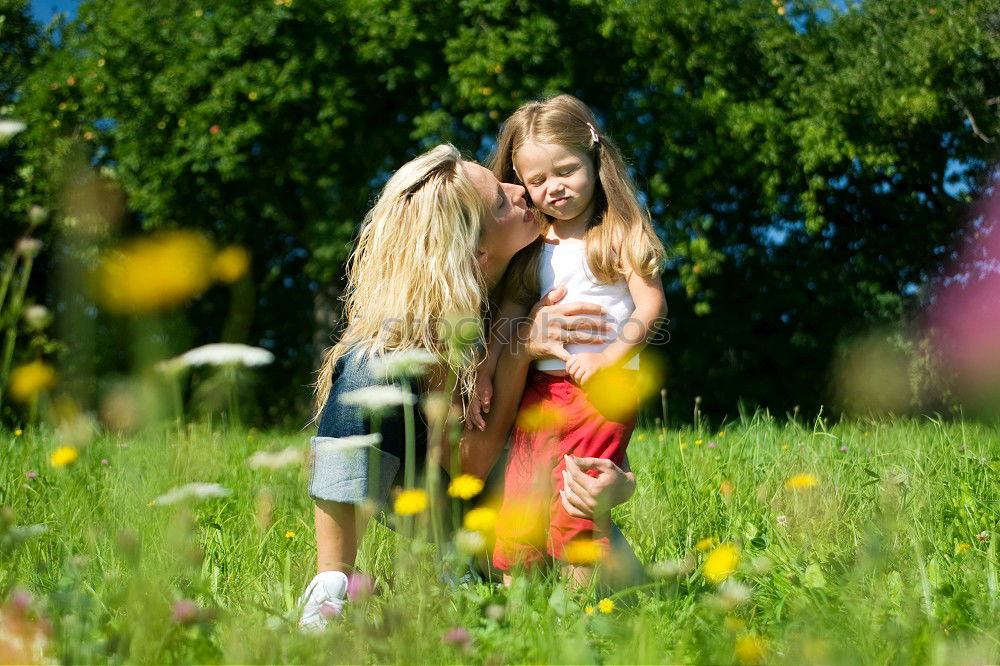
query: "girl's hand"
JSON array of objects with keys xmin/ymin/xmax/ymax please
[
  {"xmin": 559, "ymin": 454, "xmax": 636, "ymax": 519},
  {"xmin": 565, "ymin": 352, "xmax": 609, "ymax": 386},
  {"xmin": 465, "ymin": 374, "xmax": 493, "ymax": 431}
]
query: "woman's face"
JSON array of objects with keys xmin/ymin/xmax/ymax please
[{"xmin": 464, "ymin": 161, "xmax": 544, "ymax": 286}]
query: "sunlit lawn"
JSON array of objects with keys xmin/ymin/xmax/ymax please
[{"xmin": 2, "ymin": 415, "xmax": 998, "ymax": 664}]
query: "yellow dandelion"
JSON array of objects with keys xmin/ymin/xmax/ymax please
[
  {"xmin": 97, "ymin": 58, "xmax": 105, "ymax": 67},
  {"xmin": 734, "ymin": 634, "xmax": 766, "ymax": 664},
  {"xmin": 177, "ymin": 118, "xmax": 187, "ymax": 127},
  {"xmin": 785, "ymin": 473, "xmax": 819, "ymax": 491},
  {"xmin": 563, "ymin": 539, "xmax": 602, "ymax": 565},
  {"xmin": 584, "ymin": 605, "xmax": 594, "ymax": 616},
  {"xmin": 956, "ymin": 542, "xmax": 971, "ymax": 554},
  {"xmin": 516, "ymin": 404, "xmax": 566, "ymax": 432},
  {"xmin": 681, "ymin": 443, "xmax": 687, "ymax": 449},
  {"xmin": 212, "ymin": 246, "xmax": 250, "ymax": 283},
  {"xmin": 157, "ymin": 121, "xmax": 166, "ymax": 130},
  {"xmin": 284, "ymin": 531, "xmax": 296, "ymax": 539},
  {"xmin": 14, "ymin": 429, "xmax": 23, "ymax": 436},
  {"xmin": 597, "ymin": 598, "xmax": 615, "ymax": 614},
  {"xmin": 394, "ymin": 488, "xmax": 428, "ymax": 516},
  {"xmin": 695, "ymin": 536, "xmax": 717, "ymax": 552},
  {"xmin": 463, "ymin": 507, "xmax": 497, "ymax": 532},
  {"xmin": 50, "ymin": 446, "xmax": 79, "ymax": 467},
  {"xmin": 703, "ymin": 544, "xmax": 740, "ymax": 584},
  {"xmin": 93, "ymin": 231, "xmax": 215, "ymax": 313},
  {"xmin": 148, "ymin": 500, "xmax": 155, "ymax": 507},
  {"xmin": 719, "ymin": 431, "xmax": 726, "ymax": 437},
  {"xmin": 248, "ymin": 91, "xmax": 258, "ymax": 101},
  {"xmin": 8, "ymin": 361, "xmax": 57, "ymax": 402},
  {"xmin": 695, "ymin": 439, "xmax": 703, "ymax": 445},
  {"xmin": 781, "ymin": 444, "xmax": 789, "ymax": 450},
  {"xmin": 448, "ymin": 474, "xmax": 484, "ymax": 500}
]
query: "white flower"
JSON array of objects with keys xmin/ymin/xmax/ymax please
[
  {"xmin": 0, "ymin": 119, "xmax": 27, "ymax": 142},
  {"xmin": 977, "ymin": 531, "xmax": 989, "ymax": 543},
  {"xmin": 23, "ymin": 305, "xmax": 52, "ymax": 330},
  {"xmin": 370, "ymin": 349, "xmax": 437, "ymax": 379},
  {"xmin": 340, "ymin": 385, "xmax": 415, "ymax": 411},
  {"xmin": 312, "ymin": 434, "xmax": 382, "ymax": 454},
  {"xmin": 454, "ymin": 529, "xmax": 486, "ymax": 555},
  {"xmin": 247, "ymin": 446, "xmax": 304, "ymax": 470},
  {"xmin": 157, "ymin": 343, "xmax": 274, "ymax": 372},
  {"xmin": 153, "ymin": 482, "xmax": 231, "ymax": 506},
  {"xmin": 776, "ymin": 515, "xmax": 789, "ymax": 528}
]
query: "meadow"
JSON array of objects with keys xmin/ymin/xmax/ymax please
[{"xmin": 2, "ymin": 414, "xmax": 998, "ymax": 665}]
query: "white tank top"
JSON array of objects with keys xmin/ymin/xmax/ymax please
[{"xmin": 535, "ymin": 239, "xmax": 640, "ymax": 372}]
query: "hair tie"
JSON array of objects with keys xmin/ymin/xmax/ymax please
[{"xmin": 586, "ymin": 122, "xmax": 600, "ymax": 146}]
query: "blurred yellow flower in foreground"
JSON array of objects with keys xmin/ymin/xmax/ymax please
[
  {"xmin": 516, "ymin": 405, "xmax": 565, "ymax": 432},
  {"xmin": 448, "ymin": 474, "xmax": 484, "ymax": 499},
  {"xmin": 583, "ymin": 368, "xmax": 647, "ymax": 422},
  {"xmin": 463, "ymin": 507, "xmax": 497, "ymax": 533},
  {"xmin": 212, "ymin": 246, "xmax": 250, "ymax": 283},
  {"xmin": 734, "ymin": 634, "xmax": 766, "ymax": 664},
  {"xmin": 93, "ymin": 231, "xmax": 214, "ymax": 313},
  {"xmin": 785, "ymin": 473, "xmax": 819, "ymax": 491},
  {"xmin": 703, "ymin": 544, "xmax": 740, "ymax": 584},
  {"xmin": 50, "ymin": 446, "xmax": 79, "ymax": 467},
  {"xmin": 394, "ymin": 489, "xmax": 428, "ymax": 515},
  {"xmin": 724, "ymin": 616, "xmax": 747, "ymax": 633},
  {"xmin": 695, "ymin": 536, "xmax": 716, "ymax": 552},
  {"xmin": 956, "ymin": 542, "xmax": 971, "ymax": 554},
  {"xmin": 8, "ymin": 361, "xmax": 57, "ymax": 402},
  {"xmin": 598, "ymin": 598, "xmax": 615, "ymax": 614},
  {"xmin": 564, "ymin": 539, "xmax": 602, "ymax": 565},
  {"xmin": 584, "ymin": 605, "xmax": 594, "ymax": 615}
]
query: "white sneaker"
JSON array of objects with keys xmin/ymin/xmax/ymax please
[{"xmin": 297, "ymin": 570, "xmax": 348, "ymax": 632}]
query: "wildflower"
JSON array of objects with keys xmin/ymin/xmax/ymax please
[
  {"xmin": 211, "ymin": 246, "xmax": 250, "ymax": 284},
  {"xmin": 100, "ymin": 459, "xmax": 109, "ymax": 466},
  {"xmin": 708, "ymin": 441, "xmax": 717, "ymax": 449},
  {"xmin": 210, "ymin": 124, "xmax": 220, "ymax": 134},
  {"xmin": 313, "ymin": 434, "xmax": 382, "ymax": 454},
  {"xmin": 318, "ymin": 602, "xmax": 340, "ymax": 619},
  {"xmin": 695, "ymin": 439, "xmax": 703, "ymax": 445},
  {"xmin": 584, "ymin": 605, "xmax": 594, "ymax": 615},
  {"xmin": 8, "ymin": 361, "xmax": 57, "ymax": 402},
  {"xmin": 777, "ymin": 5, "xmax": 786, "ymax": 15},
  {"xmin": 463, "ymin": 507, "xmax": 497, "ymax": 532},
  {"xmin": 157, "ymin": 343, "xmax": 274, "ymax": 371},
  {"xmin": 441, "ymin": 627, "xmax": 472, "ymax": 650},
  {"xmin": 153, "ymin": 482, "xmax": 231, "ymax": 506},
  {"xmin": 839, "ymin": 445, "xmax": 848, "ymax": 452},
  {"xmin": 563, "ymin": 539, "xmax": 602, "ymax": 565},
  {"xmin": 347, "ymin": 573, "xmax": 374, "ymax": 601},
  {"xmin": 340, "ymin": 385, "xmax": 416, "ymax": 411},
  {"xmin": 0, "ymin": 119, "xmax": 27, "ymax": 142},
  {"xmin": 93, "ymin": 231, "xmax": 215, "ymax": 313},
  {"xmin": 448, "ymin": 474, "xmax": 484, "ymax": 499},
  {"xmin": 394, "ymin": 489, "xmax": 428, "ymax": 515},
  {"xmin": 719, "ymin": 431, "xmax": 726, "ymax": 437},
  {"xmin": 719, "ymin": 480, "xmax": 734, "ymax": 498},
  {"xmin": 703, "ymin": 544, "xmax": 740, "ymax": 584},
  {"xmin": 28, "ymin": 205, "xmax": 49, "ymax": 226},
  {"xmin": 455, "ymin": 529, "xmax": 486, "ymax": 555},
  {"xmin": 956, "ymin": 543, "xmax": 971, "ymax": 554},
  {"xmin": 15, "ymin": 238, "xmax": 42, "ymax": 257},
  {"xmin": 776, "ymin": 515, "xmax": 789, "ymax": 528},
  {"xmin": 785, "ymin": 473, "xmax": 818, "ymax": 491},
  {"xmin": 781, "ymin": 444, "xmax": 789, "ymax": 450},
  {"xmin": 49, "ymin": 446, "xmax": 78, "ymax": 467},
  {"xmin": 284, "ymin": 531, "xmax": 295, "ymax": 539},
  {"xmin": 248, "ymin": 91, "xmax": 258, "ymax": 101},
  {"xmin": 695, "ymin": 536, "xmax": 716, "ymax": 552},
  {"xmin": 26, "ymin": 472, "xmax": 36, "ymax": 479},
  {"xmin": 597, "ymin": 598, "xmax": 615, "ymax": 614},
  {"xmin": 23, "ymin": 305, "xmax": 52, "ymax": 330},
  {"xmin": 370, "ymin": 349, "xmax": 437, "ymax": 379},
  {"xmin": 247, "ymin": 447, "xmax": 303, "ymax": 470},
  {"xmin": 171, "ymin": 599, "xmax": 200, "ymax": 625},
  {"xmin": 734, "ymin": 634, "xmax": 766, "ymax": 664},
  {"xmin": 515, "ymin": 404, "xmax": 566, "ymax": 432},
  {"xmin": 976, "ymin": 531, "xmax": 989, "ymax": 543},
  {"xmin": 14, "ymin": 429, "xmax": 23, "ymax": 437}
]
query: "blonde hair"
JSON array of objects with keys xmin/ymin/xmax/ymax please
[
  {"xmin": 313, "ymin": 144, "xmax": 487, "ymax": 420},
  {"xmin": 490, "ymin": 94, "xmax": 664, "ymax": 304}
]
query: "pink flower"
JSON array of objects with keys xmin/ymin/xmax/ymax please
[
  {"xmin": 26, "ymin": 471, "xmax": 36, "ymax": 479},
  {"xmin": 441, "ymin": 626, "xmax": 472, "ymax": 650},
  {"xmin": 347, "ymin": 573, "xmax": 374, "ymax": 601},
  {"xmin": 707, "ymin": 442, "xmax": 717, "ymax": 449},
  {"xmin": 171, "ymin": 599, "xmax": 200, "ymax": 625},
  {"xmin": 101, "ymin": 459, "xmax": 109, "ymax": 466},
  {"xmin": 839, "ymin": 446, "xmax": 848, "ymax": 452},
  {"xmin": 319, "ymin": 602, "xmax": 341, "ymax": 619}
]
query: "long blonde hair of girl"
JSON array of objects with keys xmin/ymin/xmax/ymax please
[
  {"xmin": 313, "ymin": 144, "xmax": 487, "ymax": 420},
  {"xmin": 490, "ymin": 94, "xmax": 664, "ymax": 304}
]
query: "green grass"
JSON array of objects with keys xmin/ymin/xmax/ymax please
[{"xmin": 2, "ymin": 414, "xmax": 999, "ymax": 664}]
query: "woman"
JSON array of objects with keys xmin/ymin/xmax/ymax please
[{"xmin": 299, "ymin": 144, "xmax": 639, "ymax": 630}]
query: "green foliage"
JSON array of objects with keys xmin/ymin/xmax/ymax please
[
  {"xmin": 6, "ymin": 0, "xmax": 1000, "ymax": 421},
  {"xmin": 2, "ymin": 419, "xmax": 998, "ymax": 662}
]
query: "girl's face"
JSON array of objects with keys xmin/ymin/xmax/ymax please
[{"xmin": 514, "ymin": 140, "xmax": 597, "ymax": 226}]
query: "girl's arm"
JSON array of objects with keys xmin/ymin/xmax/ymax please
[{"xmin": 565, "ymin": 268, "xmax": 667, "ymax": 385}]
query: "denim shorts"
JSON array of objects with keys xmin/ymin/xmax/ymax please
[{"xmin": 307, "ymin": 347, "xmax": 429, "ymax": 508}]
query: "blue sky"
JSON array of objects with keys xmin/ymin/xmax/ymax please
[{"xmin": 30, "ymin": 0, "xmax": 78, "ymax": 22}]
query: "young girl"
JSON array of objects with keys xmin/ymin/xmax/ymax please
[{"xmin": 472, "ymin": 94, "xmax": 666, "ymax": 583}]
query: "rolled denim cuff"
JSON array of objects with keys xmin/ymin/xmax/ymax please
[{"xmin": 307, "ymin": 436, "xmax": 401, "ymax": 509}]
